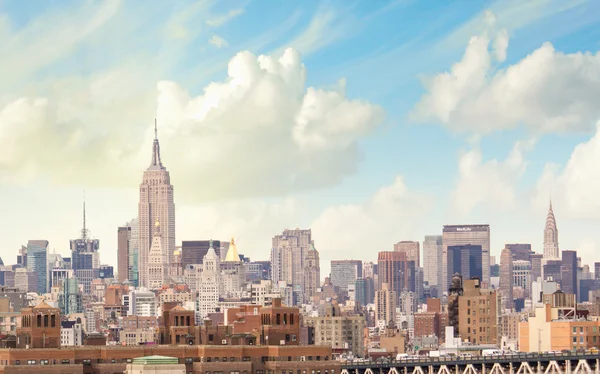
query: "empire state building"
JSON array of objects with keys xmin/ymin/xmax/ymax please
[{"xmin": 138, "ymin": 121, "xmax": 176, "ymax": 288}]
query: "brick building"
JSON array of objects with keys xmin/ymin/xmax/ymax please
[
  {"xmin": 0, "ymin": 344, "xmax": 339, "ymax": 374},
  {"xmin": 16, "ymin": 301, "xmax": 61, "ymax": 349}
]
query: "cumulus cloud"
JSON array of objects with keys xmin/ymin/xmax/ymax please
[
  {"xmin": 451, "ymin": 140, "xmax": 533, "ymax": 216},
  {"xmin": 412, "ymin": 16, "xmax": 600, "ymax": 134},
  {"xmin": 311, "ymin": 176, "xmax": 433, "ymax": 260},
  {"xmin": 0, "ymin": 48, "xmax": 384, "ymax": 201},
  {"xmin": 532, "ymin": 121, "xmax": 600, "ymax": 219},
  {"xmin": 209, "ymin": 35, "xmax": 228, "ymax": 48}
]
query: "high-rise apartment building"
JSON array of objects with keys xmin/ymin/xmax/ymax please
[
  {"xmin": 117, "ymin": 226, "xmax": 132, "ymax": 283},
  {"xmin": 271, "ymin": 228, "xmax": 312, "ymax": 303},
  {"xmin": 26, "ymin": 240, "xmax": 48, "ymax": 294},
  {"xmin": 330, "ymin": 260, "xmax": 362, "ymax": 291},
  {"xmin": 138, "ymin": 122, "xmax": 176, "ymax": 289},
  {"xmin": 543, "ymin": 200, "xmax": 559, "ymax": 260},
  {"xmin": 394, "ymin": 241, "xmax": 420, "ymax": 267},
  {"xmin": 457, "ymin": 278, "xmax": 500, "ymax": 345},
  {"xmin": 499, "ymin": 247, "xmax": 513, "ymax": 311},
  {"xmin": 375, "ymin": 283, "xmax": 397, "ymax": 328},
  {"xmin": 442, "ymin": 225, "xmax": 490, "ymax": 292},
  {"xmin": 303, "ymin": 244, "xmax": 320, "ymax": 301},
  {"xmin": 423, "ymin": 235, "xmax": 442, "ymax": 286},
  {"xmin": 377, "ymin": 251, "xmax": 415, "ymax": 299}
]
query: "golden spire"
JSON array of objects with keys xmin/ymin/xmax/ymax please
[{"xmin": 224, "ymin": 236, "xmax": 241, "ymax": 262}]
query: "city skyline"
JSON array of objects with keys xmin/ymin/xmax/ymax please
[{"xmin": 3, "ymin": 1, "xmax": 600, "ymax": 278}]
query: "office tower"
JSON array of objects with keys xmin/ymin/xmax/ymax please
[
  {"xmin": 363, "ymin": 262, "xmax": 377, "ymax": 278},
  {"xmin": 543, "ymin": 260, "xmax": 562, "ymax": 283},
  {"xmin": 595, "ymin": 263, "xmax": 600, "ymax": 280},
  {"xmin": 304, "ymin": 244, "xmax": 320, "ymax": 301},
  {"xmin": 117, "ymin": 226, "xmax": 132, "ymax": 283},
  {"xmin": 148, "ymin": 220, "xmax": 168, "ymax": 290},
  {"xmin": 513, "ymin": 260, "xmax": 532, "ymax": 297},
  {"xmin": 375, "ymin": 283, "xmax": 397, "ymax": 328},
  {"xmin": 355, "ymin": 277, "xmax": 375, "ymax": 306},
  {"xmin": 26, "ymin": 240, "xmax": 49, "ymax": 294},
  {"xmin": 196, "ymin": 241, "xmax": 221, "ymax": 323},
  {"xmin": 499, "ymin": 247, "xmax": 513, "ymax": 311},
  {"xmin": 394, "ymin": 241, "xmax": 420, "ymax": 267},
  {"xmin": 271, "ymin": 228, "xmax": 312, "ymax": 303},
  {"xmin": 442, "ymin": 225, "xmax": 490, "ymax": 292},
  {"xmin": 377, "ymin": 251, "xmax": 415, "ymax": 301},
  {"xmin": 180, "ymin": 240, "xmax": 222, "ymax": 269},
  {"xmin": 221, "ymin": 238, "xmax": 246, "ymax": 296},
  {"xmin": 505, "ymin": 243, "xmax": 532, "ymax": 262},
  {"xmin": 330, "ymin": 260, "xmax": 362, "ymax": 291},
  {"xmin": 530, "ymin": 253, "xmax": 543, "ymax": 283},
  {"xmin": 561, "ymin": 250, "xmax": 578, "ymax": 297},
  {"xmin": 138, "ymin": 121, "xmax": 176, "ymax": 288},
  {"xmin": 423, "ymin": 235, "xmax": 442, "ymax": 286},
  {"xmin": 126, "ymin": 218, "xmax": 139, "ymax": 287},
  {"xmin": 543, "ymin": 200, "xmax": 559, "ymax": 260},
  {"xmin": 70, "ymin": 202, "xmax": 100, "ymax": 294},
  {"xmin": 446, "ymin": 244, "xmax": 483, "ymax": 282}
]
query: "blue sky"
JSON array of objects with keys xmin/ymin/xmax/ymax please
[{"xmin": 1, "ymin": 0, "xmax": 600, "ymax": 277}]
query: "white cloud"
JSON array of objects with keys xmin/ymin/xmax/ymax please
[
  {"xmin": 0, "ymin": 48, "xmax": 384, "ymax": 201},
  {"xmin": 206, "ymin": 8, "xmax": 244, "ymax": 27},
  {"xmin": 412, "ymin": 23, "xmax": 600, "ymax": 134},
  {"xmin": 451, "ymin": 140, "xmax": 533, "ymax": 216},
  {"xmin": 271, "ymin": 4, "xmax": 355, "ymax": 57},
  {"xmin": 209, "ymin": 35, "xmax": 228, "ymax": 48},
  {"xmin": 532, "ymin": 121, "xmax": 600, "ymax": 219},
  {"xmin": 311, "ymin": 176, "xmax": 433, "ymax": 261}
]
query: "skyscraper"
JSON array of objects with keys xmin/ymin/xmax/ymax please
[
  {"xmin": 70, "ymin": 201, "xmax": 100, "ymax": 294},
  {"xmin": 271, "ymin": 228, "xmax": 312, "ymax": 303},
  {"xmin": 138, "ymin": 121, "xmax": 176, "ymax": 289},
  {"xmin": 543, "ymin": 200, "xmax": 559, "ymax": 260},
  {"xmin": 330, "ymin": 260, "xmax": 362, "ymax": 291},
  {"xmin": 377, "ymin": 251, "xmax": 415, "ymax": 301},
  {"xmin": 26, "ymin": 240, "xmax": 48, "ymax": 294},
  {"xmin": 442, "ymin": 225, "xmax": 490, "ymax": 292},
  {"xmin": 446, "ymin": 244, "xmax": 483, "ymax": 281},
  {"xmin": 561, "ymin": 250, "xmax": 578, "ymax": 297},
  {"xmin": 394, "ymin": 241, "xmax": 420, "ymax": 267},
  {"xmin": 148, "ymin": 220, "xmax": 168, "ymax": 290},
  {"xmin": 117, "ymin": 225, "xmax": 131, "ymax": 283},
  {"xmin": 423, "ymin": 235, "xmax": 442, "ymax": 286},
  {"xmin": 303, "ymin": 243, "xmax": 320, "ymax": 301},
  {"xmin": 499, "ymin": 247, "xmax": 514, "ymax": 311}
]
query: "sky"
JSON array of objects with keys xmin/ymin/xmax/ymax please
[{"xmin": 1, "ymin": 0, "xmax": 600, "ymax": 278}]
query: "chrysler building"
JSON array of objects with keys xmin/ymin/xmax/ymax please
[
  {"xmin": 543, "ymin": 199, "xmax": 559, "ymax": 260},
  {"xmin": 138, "ymin": 120, "xmax": 176, "ymax": 288}
]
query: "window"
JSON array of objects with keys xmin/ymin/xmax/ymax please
[
  {"xmin": 27, "ymin": 360, "xmax": 36, "ymax": 365},
  {"xmin": 573, "ymin": 327, "xmax": 577, "ymax": 334},
  {"xmin": 40, "ymin": 360, "xmax": 48, "ymax": 365}
]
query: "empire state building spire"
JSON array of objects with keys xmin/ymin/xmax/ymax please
[
  {"xmin": 149, "ymin": 117, "xmax": 164, "ymax": 170},
  {"xmin": 543, "ymin": 199, "xmax": 559, "ymax": 259}
]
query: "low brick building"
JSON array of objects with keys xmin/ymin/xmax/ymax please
[{"xmin": 0, "ymin": 344, "xmax": 340, "ymax": 374}]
